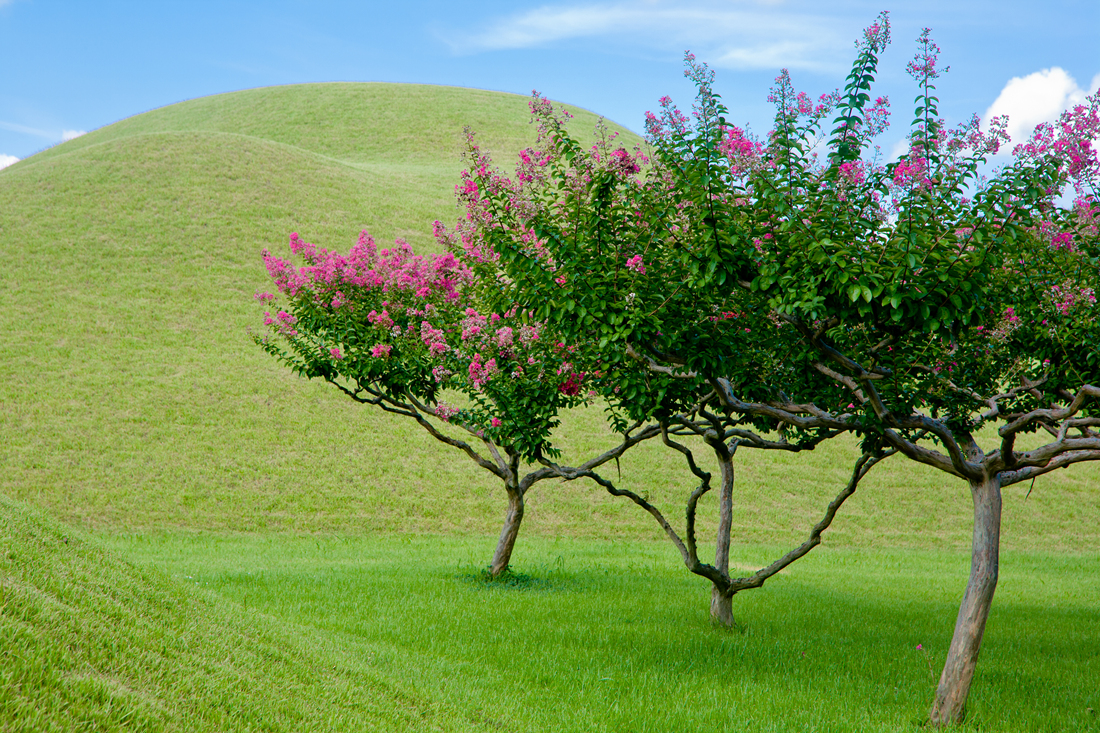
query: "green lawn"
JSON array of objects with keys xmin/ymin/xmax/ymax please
[{"xmin": 100, "ymin": 529, "xmax": 1100, "ymax": 733}]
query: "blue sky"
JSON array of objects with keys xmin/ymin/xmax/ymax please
[{"xmin": 2, "ymin": 0, "xmax": 1098, "ymax": 168}]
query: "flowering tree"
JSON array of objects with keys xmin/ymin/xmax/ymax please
[
  {"xmin": 439, "ymin": 64, "xmax": 902, "ymax": 632},
  {"xmin": 254, "ymin": 230, "xmax": 659, "ymax": 577},
  {"xmin": 451, "ymin": 12, "xmax": 1100, "ymax": 726}
]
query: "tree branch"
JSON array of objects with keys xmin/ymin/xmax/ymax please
[
  {"xmin": 730, "ymin": 447, "xmax": 896, "ymax": 591},
  {"xmin": 999, "ymin": 384, "xmax": 1100, "ymax": 437}
]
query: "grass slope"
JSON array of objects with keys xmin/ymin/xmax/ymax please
[
  {"xmin": 0, "ymin": 81, "xmax": 1096, "ymax": 554},
  {"xmin": 0, "ymin": 495, "xmax": 492, "ymax": 732}
]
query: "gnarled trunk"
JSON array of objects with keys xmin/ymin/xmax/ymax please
[
  {"xmin": 489, "ymin": 486, "xmax": 524, "ymax": 577},
  {"xmin": 930, "ymin": 473, "xmax": 1002, "ymax": 726},
  {"xmin": 710, "ymin": 446, "xmax": 736, "ymax": 627}
]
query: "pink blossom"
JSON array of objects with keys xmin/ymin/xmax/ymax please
[
  {"xmin": 607, "ymin": 148, "xmax": 642, "ymax": 176},
  {"xmin": 367, "ymin": 309, "xmax": 394, "ymax": 329},
  {"xmin": 371, "ymin": 343, "xmax": 392, "ymax": 359},
  {"xmin": 1050, "ymin": 282, "xmax": 1097, "ymax": 315},
  {"xmin": 893, "ymin": 156, "xmax": 929, "ymax": 189},
  {"xmin": 468, "ymin": 353, "xmax": 499, "ymax": 389},
  {"xmin": 434, "ymin": 403, "xmax": 460, "ymax": 422},
  {"xmin": 330, "ymin": 347, "xmax": 343, "ymax": 359},
  {"xmin": 519, "ymin": 325, "xmax": 540, "ymax": 345},
  {"xmin": 719, "ymin": 125, "xmax": 764, "ymax": 177},
  {"xmin": 838, "ymin": 161, "xmax": 866, "ymax": 186},
  {"xmin": 906, "ymin": 28, "xmax": 948, "ymax": 83},
  {"xmin": 496, "ymin": 326, "xmax": 514, "ymax": 348},
  {"xmin": 461, "ymin": 309, "xmax": 488, "ymax": 341},
  {"xmin": 859, "ymin": 12, "xmax": 891, "ymax": 54},
  {"xmin": 490, "ymin": 417, "xmax": 502, "ymax": 427},
  {"xmin": 420, "ymin": 321, "xmax": 446, "ymax": 348},
  {"xmin": 558, "ymin": 372, "xmax": 585, "ymax": 396},
  {"xmin": 626, "ymin": 255, "xmax": 647, "ymax": 274}
]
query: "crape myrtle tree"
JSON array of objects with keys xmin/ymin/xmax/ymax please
[
  {"xmin": 253, "ymin": 230, "xmax": 659, "ymax": 577},
  {"xmin": 437, "ymin": 59, "xmax": 899, "ymax": 630},
  {"xmin": 452, "ymin": 12, "xmax": 1100, "ymax": 726}
]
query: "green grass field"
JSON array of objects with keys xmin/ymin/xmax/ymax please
[{"xmin": 1, "ymin": 82, "xmax": 1097, "ymax": 731}]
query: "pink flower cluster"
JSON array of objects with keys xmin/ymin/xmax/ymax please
[
  {"xmin": 944, "ymin": 114, "xmax": 1008, "ymax": 158},
  {"xmin": 558, "ymin": 372, "xmax": 586, "ymax": 396},
  {"xmin": 766, "ymin": 71, "xmax": 836, "ymax": 121},
  {"xmin": 434, "ymin": 403, "xmax": 460, "ymax": 422},
  {"xmin": 262, "ymin": 230, "xmax": 473, "ymax": 304},
  {"xmin": 719, "ymin": 126, "xmax": 765, "ymax": 178},
  {"xmin": 1050, "ymin": 282, "xmax": 1097, "ymax": 316},
  {"xmin": 1013, "ymin": 94, "xmax": 1100, "ymax": 193},
  {"xmin": 460, "ymin": 308, "xmax": 491, "ymax": 341},
  {"xmin": 906, "ymin": 28, "xmax": 949, "ymax": 84},
  {"xmin": 626, "ymin": 255, "xmax": 646, "ymax": 274},
  {"xmin": 516, "ymin": 148, "xmax": 553, "ymax": 184},
  {"xmin": 893, "ymin": 156, "xmax": 929, "ymax": 189},
  {"xmin": 607, "ymin": 148, "xmax": 643, "ymax": 176},
  {"xmin": 645, "ymin": 95, "xmax": 690, "ymax": 141},
  {"xmin": 468, "ymin": 353, "xmax": 499, "ymax": 389},
  {"xmin": 367, "ymin": 309, "xmax": 394, "ymax": 329},
  {"xmin": 859, "ymin": 11, "xmax": 891, "ymax": 54},
  {"xmin": 263, "ymin": 310, "xmax": 298, "ymax": 336},
  {"xmin": 838, "ymin": 161, "xmax": 866, "ymax": 186}
]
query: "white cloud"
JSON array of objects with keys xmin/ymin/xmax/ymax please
[
  {"xmin": 62, "ymin": 129, "xmax": 87, "ymax": 141},
  {"xmin": 888, "ymin": 139, "xmax": 908, "ymax": 162},
  {"xmin": 447, "ymin": 2, "xmax": 852, "ymax": 73},
  {"xmin": 0, "ymin": 154, "xmax": 19, "ymax": 170},
  {"xmin": 984, "ymin": 68, "xmax": 1100, "ymax": 144}
]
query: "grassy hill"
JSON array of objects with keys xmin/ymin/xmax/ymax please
[{"xmin": 0, "ymin": 81, "xmax": 1096, "ymax": 554}]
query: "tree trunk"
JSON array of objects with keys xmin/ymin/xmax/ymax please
[
  {"xmin": 489, "ymin": 487, "xmax": 524, "ymax": 578},
  {"xmin": 710, "ymin": 587, "xmax": 735, "ymax": 626},
  {"xmin": 710, "ymin": 447, "xmax": 736, "ymax": 627},
  {"xmin": 930, "ymin": 473, "xmax": 1002, "ymax": 726}
]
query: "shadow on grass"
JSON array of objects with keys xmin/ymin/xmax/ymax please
[{"xmin": 458, "ymin": 566, "xmax": 558, "ymax": 591}]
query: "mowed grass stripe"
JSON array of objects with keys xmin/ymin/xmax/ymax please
[{"xmin": 0, "ymin": 496, "xmax": 496, "ymax": 732}]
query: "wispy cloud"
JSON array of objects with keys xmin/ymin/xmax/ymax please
[
  {"xmin": 984, "ymin": 67, "xmax": 1100, "ymax": 144},
  {"xmin": 445, "ymin": 2, "xmax": 854, "ymax": 73},
  {"xmin": 0, "ymin": 121, "xmax": 89, "ymax": 143},
  {"xmin": 0, "ymin": 120, "xmax": 55, "ymax": 138},
  {"xmin": 0, "ymin": 154, "xmax": 19, "ymax": 170}
]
